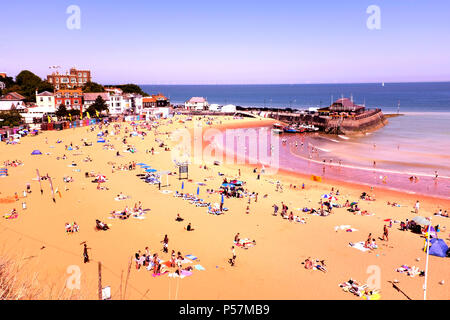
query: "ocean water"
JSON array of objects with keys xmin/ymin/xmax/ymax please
[
  {"xmin": 140, "ymin": 82, "xmax": 450, "ymax": 112},
  {"xmin": 141, "ymin": 83, "xmax": 450, "ymax": 198}
]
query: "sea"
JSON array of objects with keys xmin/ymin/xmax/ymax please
[{"xmin": 141, "ymin": 83, "xmax": 450, "ymax": 199}]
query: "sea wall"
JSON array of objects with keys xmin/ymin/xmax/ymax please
[{"xmin": 325, "ymin": 109, "xmax": 387, "ymax": 135}]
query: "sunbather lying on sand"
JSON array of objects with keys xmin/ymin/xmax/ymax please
[
  {"xmin": 96, "ymin": 219, "xmax": 109, "ymax": 230},
  {"xmin": 302, "ymin": 258, "xmax": 327, "ymax": 272}
]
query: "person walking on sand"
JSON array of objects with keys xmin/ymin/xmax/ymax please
[
  {"xmin": 229, "ymin": 246, "xmax": 236, "ymax": 266},
  {"xmin": 162, "ymin": 235, "xmax": 169, "ymax": 253},
  {"xmin": 382, "ymin": 225, "xmax": 389, "ymax": 241},
  {"xmin": 83, "ymin": 244, "xmax": 90, "ymax": 263},
  {"xmin": 272, "ymin": 204, "xmax": 279, "ymax": 216},
  {"xmin": 415, "ymin": 200, "xmax": 420, "ymax": 214}
]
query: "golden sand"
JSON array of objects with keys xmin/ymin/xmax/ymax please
[{"xmin": 0, "ymin": 115, "xmax": 448, "ymax": 300}]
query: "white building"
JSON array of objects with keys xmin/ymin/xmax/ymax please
[
  {"xmin": 0, "ymin": 92, "xmax": 26, "ymax": 111},
  {"xmin": 36, "ymin": 91, "xmax": 55, "ymax": 112},
  {"xmin": 185, "ymin": 97, "xmax": 208, "ymax": 110},
  {"xmin": 221, "ymin": 104, "xmax": 236, "ymax": 113},
  {"xmin": 208, "ymin": 103, "xmax": 221, "ymax": 111}
]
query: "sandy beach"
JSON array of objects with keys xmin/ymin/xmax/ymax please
[{"xmin": 0, "ymin": 115, "xmax": 449, "ymax": 300}]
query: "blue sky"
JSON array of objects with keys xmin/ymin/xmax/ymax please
[{"xmin": 1, "ymin": 0, "xmax": 449, "ymax": 84}]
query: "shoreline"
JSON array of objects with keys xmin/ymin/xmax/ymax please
[{"xmin": 194, "ymin": 117, "xmax": 450, "ymax": 205}]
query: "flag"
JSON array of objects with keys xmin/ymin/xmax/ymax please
[
  {"xmin": 87, "ymin": 112, "xmax": 91, "ymax": 119},
  {"xmin": 181, "ymin": 181, "xmax": 184, "ymax": 190},
  {"xmin": 69, "ymin": 114, "xmax": 72, "ymax": 121},
  {"xmin": 47, "ymin": 115, "xmax": 51, "ymax": 123},
  {"xmin": 311, "ymin": 175, "xmax": 322, "ymax": 182},
  {"xmin": 96, "ymin": 110, "xmax": 99, "ymax": 118},
  {"xmin": 221, "ymin": 194, "xmax": 224, "ymax": 204},
  {"xmin": 197, "ymin": 186, "xmax": 200, "ymax": 195}
]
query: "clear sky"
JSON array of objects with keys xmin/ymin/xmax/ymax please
[{"xmin": 1, "ymin": 0, "xmax": 449, "ymax": 84}]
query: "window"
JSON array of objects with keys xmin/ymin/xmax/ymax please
[
  {"xmin": 65, "ymin": 93, "xmax": 70, "ymax": 98},
  {"xmin": 40, "ymin": 97, "xmax": 43, "ymax": 102},
  {"xmin": 71, "ymin": 78, "xmax": 76, "ymax": 83},
  {"xmin": 78, "ymin": 72, "xmax": 82, "ymax": 77},
  {"xmin": 55, "ymin": 78, "xmax": 59, "ymax": 82},
  {"xmin": 84, "ymin": 73, "xmax": 87, "ymax": 77},
  {"xmin": 57, "ymin": 93, "xmax": 61, "ymax": 98},
  {"xmin": 74, "ymin": 100, "xmax": 79, "ymax": 104}
]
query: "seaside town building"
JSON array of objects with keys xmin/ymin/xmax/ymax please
[
  {"xmin": 83, "ymin": 92, "xmax": 111, "ymax": 112},
  {"xmin": 0, "ymin": 81, "xmax": 5, "ymax": 90},
  {"xmin": 18, "ymin": 90, "xmax": 58, "ymax": 124},
  {"xmin": 185, "ymin": 97, "xmax": 209, "ymax": 110},
  {"xmin": 36, "ymin": 90, "xmax": 55, "ymax": 110},
  {"xmin": 142, "ymin": 94, "xmax": 170, "ymax": 109},
  {"xmin": 54, "ymin": 89, "xmax": 83, "ymax": 110},
  {"xmin": 221, "ymin": 104, "xmax": 237, "ymax": 113},
  {"xmin": 47, "ymin": 68, "xmax": 91, "ymax": 90},
  {"xmin": 0, "ymin": 92, "xmax": 26, "ymax": 110},
  {"xmin": 106, "ymin": 89, "xmax": 142, "ymax": 115}
]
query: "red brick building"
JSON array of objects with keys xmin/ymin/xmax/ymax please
[
  {"xmin": 54, "ymin": 89, "xmax": 83, "ymax": 111},
  {"xmin": 47, "ymin": 68, "xmax": 91, "ymax": 90}
]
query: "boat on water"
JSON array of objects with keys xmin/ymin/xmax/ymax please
[
  {"xmin": 272, "ymin": 123, "xmax": 283, "ymax": 134},
  {"xmin": 300, "ymin": 124, "xmax": 319, "ymax": 132},
  {"xmin": 283, "ymin": 127, "xmax": 301, "ymax": 133}
]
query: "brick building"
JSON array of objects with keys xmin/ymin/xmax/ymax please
[
  {"xmin": 47, "ymin": 68, "xmax": 91, "ymax": 90},
  {"xmin": 54, "ymin": 89, "xmax": 83, "ymax": 111}
]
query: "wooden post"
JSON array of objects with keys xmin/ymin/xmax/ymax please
[{"xmin": 98, "ymin": 261, "xmax": 102, "ymax": 300}]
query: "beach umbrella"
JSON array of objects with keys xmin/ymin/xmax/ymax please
[
  {"xmin": 145, "ymin": 169, "xmax": 157, "ymax": 173},
  {"xmin": 181, "ymin": 181, "xmax": 184, "ymax": 190},
  {"xmin": 31, "ymin": 150, "xmax": 42, "ymax": 155},
  {"xmin": 412, "ymin": 216, "xmax": 431, "ymax": 226},
  {"xmin": 136, "ymin": 163, "xmax": 147, "ymax": 166},
  {"xmin": 221, "ymin": 194, "xmax": 224, "ymax": 204},
  {"xmin": 321, "ymin": 194, "xmax": 330, "ymax": 199},
  {"xmin": 141, "ymin": 165, "xmax": 151, "ymax": 169},
  {"xmin": 328, "ymin": 196, "xmax": 338, "ymax": 201},
  {"xmin": 197, "ymin": 186, "xmax": 200, "ymax": 196},
  {"xmin": 350, "ymin": 202, "xmax": 358, "ymax": 206}
]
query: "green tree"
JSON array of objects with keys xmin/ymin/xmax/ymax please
[
  {"xmin": 91, "ymin": 95, "xmax": 109, "ymax": 114},
  {"xmin": 7, "ymin": 70, "xmax": 52, "ymax": 102},
  {"xmin": 115, "ymin": 84, "xmax": 149, "ymax": 97},
  {"xmin": 56, "ymin": 104, "xmax": 68, "ymax": 118},
  {"xmin": 0, "ymin": 110, "xmax": 24, "ymax": 127},
  {"xmin": 82, "ymin": 81, "xmax": 105, "ymax": 93}
]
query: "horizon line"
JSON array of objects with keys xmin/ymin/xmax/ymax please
[{"xmin": 104, "ymin": 80, "xmax": 450, "ymax": 86}]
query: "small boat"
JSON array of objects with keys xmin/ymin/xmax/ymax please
[
  {"xmin": 283, "ymin": 127, "xmax": 299, "ymax": 133},
  {"xmin": 272, "ymin": 123, "xmax": 283, "ymax": 134},
  {"xmin": 300, "ymin": 124, "xmax": 319, "ymax": 132}
]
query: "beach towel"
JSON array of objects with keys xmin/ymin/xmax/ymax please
[
  {"xmin": 185, "ymin": 255, "xmax": 198, "ymax": 261},
  {"xmin": 181, "ymin": 270, "xmax": 193, "ymax": 277},
  {"xmin": 194, "ymin": 264, "xmax": 205, "ymax": 271},
  {"xmin": 349, "ymin": 242, "xmax": 370, "ymax": 252}
]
